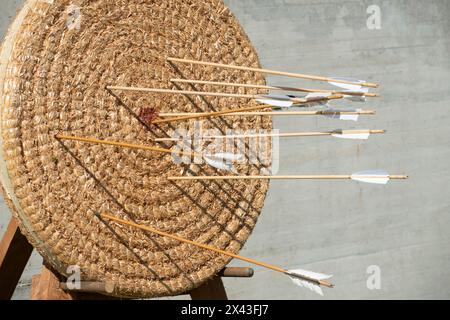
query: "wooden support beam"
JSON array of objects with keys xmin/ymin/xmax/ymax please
[
  {"xmin": 55, "ymin": 267, "xmax": 251, "ymax": 300},
  {"xmin": 31, "ymin": 264, "xmax": 75, "ymax": 300},
  {"xmin": 0, "ymin": 218, "xmax": 33, "ymax": 300},
  {"xmin": 190, "ymin": 276, "xmax": 228, "ymax": 300},
  {"xmin": 32, "ymin": 264, "xmax": 118, "ymax": 300},
  {"xmin": 218, "ymin": 267, "xmax": 254, "ymax": 278},
  {"xmin": 59, "ymin": 281, "xmax": 115, "ymax": 295}
]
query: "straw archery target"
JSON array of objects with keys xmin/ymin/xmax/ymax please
[{"xmin": 0, "ymin": 0, "xmax": 271, "ymax": 298}]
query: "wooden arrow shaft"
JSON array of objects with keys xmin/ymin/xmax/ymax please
[
  {"xmin": 152, "ymin": 104, "xmax": 271, "ymax": 125},
  {"xmin": 298, "ymin": 94, "xmax": 343, "ymax": 103},
  {"xmin": 168, "ymin": 175, "xmax": 408, "ymax": 181},
  {"xmin": 55, "ymin": 134, "xmax": 197, "ymax": 157},
  {"xmin": 169, "ymin": 175, "xmax": 354, "ymax": 181},
  {"xmin": 155, "ymin": 130, "xmax": 385, "ymax": 141},
  {"xmin": 106, "ymin": 85, "xmax": 341, "ymax": 104},
  {"xmin": 157, "ymin": 132, "xmax": 330, "ymax": 141},
  {"xmin": 171, "ymin": 78, "xmax": 379, "ymax": 97},
  {"xmin": 99, "ymin": 213, "xmax": 332, "ymax": 287},
  {"xmin": 167, "ymin": 57, "xmax": 378, "ymax": 88},
  {"xmin": 107, "ymin": 85, "xmax": 260, "ymax": 99},
  {"xmin": 158, "ymin": 110, "xmax": 376, "ymax": 117}
]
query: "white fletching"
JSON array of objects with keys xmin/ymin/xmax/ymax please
[
  {"xmin": 332, "ymin": 131, "xmax": 370, "ymax": 140},
  {"xmin": 344, "ymin": 87, "xmax": 369, "ymax": 94},
  {"xmin": 256, "ymin": 98, "xmax": 294, "ymax": 108},
  {"xmin": 305, "ymin": 92, "xmax": 331, "ymax": 99},
  {"xmin": 288, "ymin": 269, "xmax": 333, "ymax": 296},
  {"xmin": 303, "ymin": 92, "xmax": 330, "ymax": 107},
  {"xmin": 351, "ymin": 170, "xmax": 390, "ymax": 185},
  {"xmin": 328, "ymin": 77, "xmax": 367, "ymax": 92},
  {"xmin": 340, "ymin": 114, "xmax": 359, "ymax": 121},
  {"xmin": 204, "ymin": 156, "xmax": 236, "ymax": 173},
  {"xmin": 256, "ymin": 94, "xmax": 294, "ymax": 108},
  {"xmin": 324, "ymin": 109, "xmax": 361, "ymax": 122},
  {"xmin": 203, "ymin": 153, "xmax": 243, "ymax": 173}
]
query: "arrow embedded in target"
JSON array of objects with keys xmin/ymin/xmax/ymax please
[
  {"xmin": 171, "ymin": 78, "xmax": 379, "ymax": 99},
  {"xmin": 55, "ymin": 134, "xmax": 242, "ymax": 173},
  {"xmin": 98, "ymin": 212, "xmax": 334, "ymax": 296},
  {"xmin": 167, "ymin": 57, "xmax": 379, "ymax": 88},
  {"xmin": 155, "ymin": 129, "xmax": 386, "ymax": 142},
  {"xmin": 168, "ymin": 170, "xmax": 408, "ymax": 185},
  {"xmin": 106, "ymin": 85, "xmax": 344, "ymax": 109},
  {"xmin": 156, "ymin": 109, "xmax": 374, "ymax": 122}
]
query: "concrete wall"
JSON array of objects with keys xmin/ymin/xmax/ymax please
[{"xmin": 1, "ymin": 0, "xmax": 449, "ymax": 299}]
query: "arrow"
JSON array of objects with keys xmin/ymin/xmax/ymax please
[
  {"xmin": 168, "ymin": 171, "xmax": 408, "ymax": 185},
  {"xmin": 323, "ymin": 108, "xmax": 366, "ymax": 121},
  {"xmin": 155, "ymin": 130, "xmax": 385, "ymax": 142},
  {"xmin": 350, "ymin": 170, "xmax": 400, "ymax": 185},
  {"xmin": 255, "ymin": 93, "xmax": 342, "ymax": 107},
  {"xmin": 254, "ymin": 94, "xmax": 298, "ymax": 108},
  {"xmin": 55, "ymin": 134, "xmax": 242, "ymax": 173},
  {"xmin": 98, "ymin": 212, "xmax": 334, "ymax": 296},
  {"xmin": 170, "ymin": 78, "xmax": 379, "ymax": 98},
  {"xmin": 151, "ymin": 104, "xmax": 272, "ymax": 125},
  {"xmin": 288, "ymin": 269, "xmax": 333, "ymax": 296},
  {"xmin": 106, "ymin": 86, "xmax": 343, "ymax": 108},
  {"xmin": 157, "ymin": 109, "xmax": 374, "ymax": 121},
  {"xmin": 270, "ymin": 91, "xmax": 368, "ymax": 105},
  {"xmin": 304, "ymin": 92, "xmax": 333, "ymax": 107},
  {"xmin": 328, "ymin": 77, "xmax": 373, "ymax": 94},
  {"xmin": 167, "ymin": 57, "xmax": 378, "ymax": 88},
  {"xmin": 331, "ymin": 129, "xmax": 384, "ymax": 140}
]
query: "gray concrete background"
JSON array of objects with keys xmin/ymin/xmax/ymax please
[{"xmin": 1, "ymin": 0, "xmax": 449, "ymax": 299}]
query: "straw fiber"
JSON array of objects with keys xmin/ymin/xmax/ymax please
[{"xmin": 0, "ymin": 0, "xmax": 271, "ymax": 297}]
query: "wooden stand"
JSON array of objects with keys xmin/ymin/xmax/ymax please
[
  {"xmin": 0, "ymin": 217, "xmax": 253, "ymax": 300},
  {"xmin": 0, "ymin": 218, "xmax": 33, "ymax": 300}
]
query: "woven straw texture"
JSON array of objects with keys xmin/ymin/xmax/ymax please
[{"xmin": 0, "ymin": 0, "xmax": 271, "ymax": 298}]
